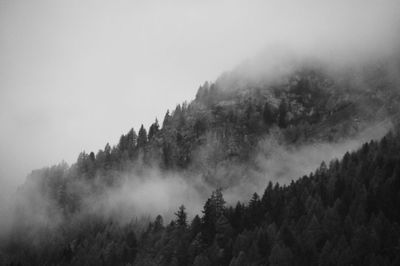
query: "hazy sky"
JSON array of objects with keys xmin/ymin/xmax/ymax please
[{"xmin": 1, "ymin": 0, "xmax": 399, "ymax": 192}]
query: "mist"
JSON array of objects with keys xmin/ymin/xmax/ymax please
[
  {"xmin": 85, "ymin": 169, "xmax": 206, "ymax": 223},
  {"xmin": 0, "ymin": 118, "xmax": 392, "ymax": 242},
  {"xmin": 1, "ymin": 0, "xmax": 400, "ymax": 197},
  {"xmin": 1, "ymin": 0, "xmax": 400, "ymax": 249}
]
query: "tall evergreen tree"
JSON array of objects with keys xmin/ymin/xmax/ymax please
[
  {"xmin": 137, "ymin": 124, "xmax": 148, "ymax": 148},
  {"xmin": 175, "ymin": 205, "xmax": 188, "ymax": 228},
  {"xmin": 148, "ymin": 119, "xmax": 160, "ymax": 141}
]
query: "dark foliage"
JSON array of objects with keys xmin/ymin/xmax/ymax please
[
  {"xmin": 134, "ymin": 132, "xmax": 400, "ymax": 265},
  {"xmin": 2, "ymin": 131, "xmax": 400, "ymax": 265},
  {"xmin": 2, "ymin": 65, "xmax": 400, "ymax": 265}
]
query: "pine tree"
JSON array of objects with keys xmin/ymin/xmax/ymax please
[
  {"xmin": 137, "ymin": 124, "xmax": 148, "ymax": 148},
  {"xmin": 162, "ymin": 110, "xmax": 171, "ymax": 128},
  {"xmin": 201, "ymin": 198, "xmax": 217, "ymax": 244},
  {"xmin": 201, "ymin": 189, "xmax": 226, "ymax": 244},
  {"xmin": 214, "ymin": 188, "xmax": 226, "ymax": 217},
  {"xmin": 148, "ymin": 119, "xmax": 160, "ymax": 141},
  {"xmin": 190, "ymin": 215, "xmax": 202, "ymax": 238},
  {"xmin": 175, "ymin": 205, "xmax": 188, "ymax": 228},
  {"xmin": 126, "ymin": 128, "xmax": 137, "ymax": 156}
]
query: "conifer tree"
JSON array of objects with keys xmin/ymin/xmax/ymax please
[
  {"xmin": 137, "ymin": 124, "xmax": 148, "ymax": 148},
  {"xmin": 175, "ymin": 205, "xmax": 188, "ymax": 228},
  {"xmin": 148, "ymin": 119, "xmax": 160, "ymax": 141}
]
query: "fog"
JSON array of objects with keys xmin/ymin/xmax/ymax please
[
  {"xmin": 1, "ymin": 0, "xmax": 400, "ymax": 236},
  {"xmin": 87, "ymin": 169, "xmax": 206, "ymax": 223},
  {"xmin": 1, "ymin": 0, "xmax": 400, "ymax": 197},
  {"xmin": 0, "ymin": 120, "xmax": 392, "ymax": 238}
]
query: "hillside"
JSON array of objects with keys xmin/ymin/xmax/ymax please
[
  {"xmin": 131, "ymin": 130, "xmax": 400, "ymax": 266},
  {"xmin": 1, "ymin": 56, "xmax": 400, "ymax": 265},
  {"xmin": 2, "ymin": 123, "xmax": 400, "ymax": 266}
]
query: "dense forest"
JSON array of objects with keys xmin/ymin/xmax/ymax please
[
  {"xmin": 2, "ymin": 129, "xmax": 400, "ymax": 265},
  {"xmin": 1, "ymin": 59, "xmax": 400, "ymax": 265}
]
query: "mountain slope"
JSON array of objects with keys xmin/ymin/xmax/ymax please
[
  {"xmin": 2, "ymin": 125, "xmax": 400, "ymax": 266},
  {"xmin": 1, "ymin": 55, "xmax": 400, "ymax": 265},
  {"xmin": 132, "ymin": 131, "xmax": 400, "ymax": 266}
]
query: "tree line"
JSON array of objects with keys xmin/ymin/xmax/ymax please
[{"xmin": 2, "ymin": 130, "xmax": 400, "ymax": 265}]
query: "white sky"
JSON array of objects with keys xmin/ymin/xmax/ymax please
[{"xmin": 0, "ymin": 0, "xmax": 399, "ymax": 192}]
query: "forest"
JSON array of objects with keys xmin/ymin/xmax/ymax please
[
  {"xmin": 2, "ymin": 129, "xmax": 400, "ymax": 265},
  {"xmin": 1, "ymin": 61, "xmax": 400, "ymax": 266}
]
